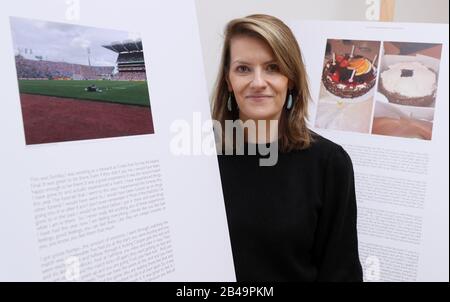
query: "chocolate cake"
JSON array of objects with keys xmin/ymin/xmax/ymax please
[{"xmin": 322, "ymin": 54, "xmax": 377, "ymax": 98}]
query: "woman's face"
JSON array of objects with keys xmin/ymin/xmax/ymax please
[{"xmin": 227, "ymin": 35, "xmax": 290, "ymax": 122}]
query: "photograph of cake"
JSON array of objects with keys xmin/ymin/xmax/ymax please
[
  {"xmin": 322, "ymin": 47, "xmax": 378, "ymax": 99},
  {"xmin": 315, "ymin": 39, "xmax": 381, "ymax": 134},
  {"xmin": 372, "ymin": 42, "xmax": 442, "ymax": 140}
]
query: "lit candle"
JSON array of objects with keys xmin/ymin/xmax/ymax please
[
  {"xmin": 349, "ymin": 69, "xmax": 356, "ymax": 82},
  {"xmin": 332, "ymin": 52, "xmax": 336, "ymax": 65},
  {"xmin": 350, "ymin": 45, "xmax": 355, "ymax": 58}
]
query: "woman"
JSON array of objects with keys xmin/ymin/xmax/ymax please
[{"xmin": 212, "ymin": 14, "xmax": 363, "ymax": 281}]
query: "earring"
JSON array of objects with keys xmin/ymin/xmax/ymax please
[
  {"xmin": 286, "ymin": 92, "xmax": 293, "ymax": 110},
  {"xmin": 227, "ymin": 94, "xmax": 233, "ymax": 112}
]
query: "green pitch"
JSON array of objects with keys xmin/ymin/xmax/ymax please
[{"xmin": 18, "ymin": 80, "xmax": 150, "ymax": 107}]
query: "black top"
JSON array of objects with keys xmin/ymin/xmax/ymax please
[{"xmin": 218, "ymin": 133, "xmax": 363, "ymax": 282}]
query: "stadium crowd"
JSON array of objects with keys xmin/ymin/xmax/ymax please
[
  {"xmin": 15, "ymin": 55, "xmax": 147, "ymax": 81},
  {"xmin": 15, "ymin": 55, "xmax": 114, "ymax": 80},
  {"xmin": 113, "ymin": 71, "xmax": 146, "ymax": 81}
]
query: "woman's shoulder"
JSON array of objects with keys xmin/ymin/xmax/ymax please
[
  {"xmin": 306, "ymin": 131, "xmax": 345, "ymax": 154},
  {"xmin": 300, "ymin": 131, "xmax": 353, "ymax": 169}
]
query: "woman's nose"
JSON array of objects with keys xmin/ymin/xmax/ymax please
[{"xmin": 250, "ymin": 68, "xmax": 267, "ymax": 88}]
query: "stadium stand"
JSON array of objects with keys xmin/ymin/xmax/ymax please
[
  {"xmin": 15, "ymin": 55, "xmax": 114, "ymax": 80},
  {"xmin": 15, "ymin": 39, "xmax": 147, "ymax": 82},
  {"xmin": 103, "ymin": 40, "xmax": 147, "ymax": 81}
]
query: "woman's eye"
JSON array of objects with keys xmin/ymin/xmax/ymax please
[
  {"xmin": 236, "ymin": 65, "xmax": 250, "ymax": 73},
  {"xmin": 267, "ymin": 64, "xmax": 280, "ymax": 72}
]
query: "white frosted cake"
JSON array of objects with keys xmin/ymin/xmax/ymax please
[{"xmin": 379, "ymin": 61, "xmax": 437, "ymax": 107}]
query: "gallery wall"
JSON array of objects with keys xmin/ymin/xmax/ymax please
[{"xmin": 195, "ymin": 0, "xmax": 449, "ymax": 94}]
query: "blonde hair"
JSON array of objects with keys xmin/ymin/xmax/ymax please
[{"xmin": 212, "ymin": 14, "xmax": 313, "ymax": 152}]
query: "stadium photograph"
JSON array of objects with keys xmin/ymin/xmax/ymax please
[{"xmin": 10, "ymin": 17, "xmax": 154, "ymax": 145}]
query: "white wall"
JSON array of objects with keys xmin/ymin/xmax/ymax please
[
  {"xmin": 396, "ymin": 0, "xmax": 449, "ymax": 23},
  {"xmin": 195, "ymin": 0, "xmax": 449, "ymax": 95}
]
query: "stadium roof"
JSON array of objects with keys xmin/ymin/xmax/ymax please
[{"xmin": 102, "ymin": 40, "xmax": 143, "ymax": 53}]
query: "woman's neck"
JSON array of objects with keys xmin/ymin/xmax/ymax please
[{"xmin": 241, "ymin": 118, "xmax": 279, "ymax": 144}]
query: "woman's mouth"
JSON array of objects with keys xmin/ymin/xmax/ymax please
[{"xmin": 246, "ymin": 95, "xmax": 272, "ymax": 101}]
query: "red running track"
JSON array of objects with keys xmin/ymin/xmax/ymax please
[{"xmin": 20, "ymin": 94, "xmax": 154, "ymax": 145}]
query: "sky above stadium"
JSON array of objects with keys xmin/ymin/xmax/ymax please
[{"xmin": 10, "ymin": 17, "xmax": 141, "ymax": 67}]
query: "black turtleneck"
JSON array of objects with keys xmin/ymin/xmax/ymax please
[{"xmin": 217, "ymin": 133, "xmax": 363, "ymax": 282}]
